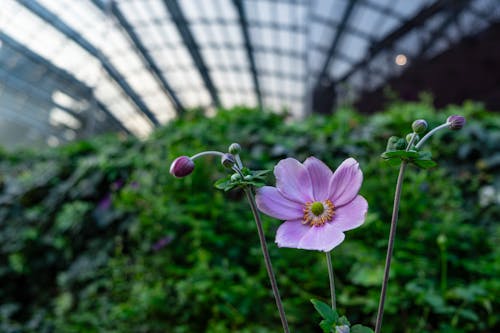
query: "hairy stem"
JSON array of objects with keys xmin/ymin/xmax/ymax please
[
  {"xmin": 326, "ymin": 251, "xmax": 336, "ymax": 310},
  {"xmin": 244, "ymin": 187, "xmax": 290, "ymax": 333},
  {"xmin": 374, "ymin": 161, "xmax": 408, "ymax": 333}
]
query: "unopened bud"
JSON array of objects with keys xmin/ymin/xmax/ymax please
[
  {"xmin": 406, "ymin": 133, "xmax": 419, "ymax": 143},
  {"xmin": 447, "ymin": 115, "xmax": 466, "ymax": 130},
  {"xmin": 437, "ymin": 234, "xmax": 447, "ymax": 248},
  {"xmin": 169, "ymin": 156, "xmax": 195, "ymax": 178},
  {"xmin": 412, "ymin": 119, "xmax": 428, "ymax": 134},
  {"xmin": 386, "ymin": 136, "xmax": 399, "ymax": 151},
  {"xmin": 221, "ymin": 153, "xmax": 236, "ymax": 169},
  {"xmin": 228, "ymin": 143, "xmax": 241, "ymax": 155}
]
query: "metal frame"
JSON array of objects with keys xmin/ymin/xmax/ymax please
[
  {"xmin": 18, "ymin": 0, "xmax": 160, "ymax": 126},
  {"xmin": 162, "ymin": 0, "xmax": 221, "ymax": 108},
  {"xmin": 90, "ymin": 0, "xmax": 185, "ymax": 115},
  {"xmin": 0, "ymin": 31, "xmax": 131, "ymax": 134},
  {"xmin": 336, "ymin": 0, "xmax": 455, "ymax": 84},
  {"xmin": 233, "ymin": 0, "xmax": 263, "ymax": 109},
  {"xmin": 0, "ymin": 0, "xmax": 494, "ymax": 138},
  {"xmin": 316, "ymin": 0, "xmax": 359, "ymax": 83},
  {"xmin": 417, "ymin": 0, "xmax": 472, "ymax": 58}
]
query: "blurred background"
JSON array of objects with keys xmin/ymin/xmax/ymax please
[{"xmin": 0, "ymin": 0, "xmax": 499, "ymax": 332}]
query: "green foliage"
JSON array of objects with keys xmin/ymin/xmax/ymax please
[
  {"xmin": 0, "ymin": 101, "xmax": 499, "ymax": 332},
  {"xmin": 214, "ymin": 168, "xmax": 270, "ymax": 191}
]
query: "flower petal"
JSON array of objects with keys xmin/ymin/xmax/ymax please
[
  {"xmin": 274, "ymin": 158, "xmax": 313, "ymax": 203},
  {"xmin": 304, "ymin": 157, "xmax": 334, "ymax": 201},
  {"xmin": 255, "ymin": 186, "xmax": 304, "ymax": 220},
  {"xmin": 275, "ymin": 220, "xmax": 310, "ymax": 248},
  {"xmin": 297, "ymin": 223, "xmax": 345, "ymax": 252},
  {"xmin": 331, "ymin": 195, "xmax": 368, "ymax": 232},
  {"xmin": 328, "ymin": 158, "xmax": 363, "ymax": 207}
]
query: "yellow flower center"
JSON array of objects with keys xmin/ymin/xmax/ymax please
[{"xmin": 303, "ymin": 199, "xmax": 335, "ymax": 226}]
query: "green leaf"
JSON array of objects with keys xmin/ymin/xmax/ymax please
[
  {"xmin": 251, "ymin": 169, "xmax": 271, "ymax": 177},
  {"xmin": 413, "ymin": 159, "xmax": 438, "ymax": 169},
  {"xmin": 417, "ymin": 151, "xmax": 432, "ymax": 160},
  {"xmin": 311, "ymin": 299, "xmax": 338, "ymax": 322},
  {"xmin": 382, "ymin": 156, "xmax": 403, "ymax": 167},
  {"xmin": 351, "ymin": 324, "xmax": 375, "ymax": 333},
  {"xmin": 319, "ymin": 319, "xmax": 335, "ymax": 333},
  {"xmin": 337, "ymin": 316, "xmax": 351, "ymax": 326},
  {"xmin": 213, "ymin": 176, "xmax": 232, "ymax": 190},
  {"xmin": 381, "ymin": 150, "xmax": 419, "ymax": 160},
  {"xmin": 413, "ymin": 151, "xmax": 437, "ymax": 169}
]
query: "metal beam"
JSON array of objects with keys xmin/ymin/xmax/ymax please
[
  {"xmin": 0, "ymin": 32, "xmax": 90, "ymax": 99},
  {"xmin": 232, "ymin": 0, "xmax": 262, "ymax": 109},
  {"xmin": 162, "ymin": 0, "xmax": 221, "ymax": 108},
  {"xmin": 336, "ymin": 0, "xmax": 453, "ymax": 84},
  {"xmin": 316, "ymin": 0, "xmax": 359, "ymax": 81},
  {"xmin": 0, "ymin": 31, "xmax": 131, "ymax": 134},
  {"xmin": 0, "ymin": 67, "xmax": 81, "ymax": 119},
  {"xmin": 18, "ymin": 0, "xmax": 159, "ymax": 126},
  {"xmin": 90, "ymin": 0, "xmax": 185, "ymax": 115},
  {"xmin": 0, "ymin": 72, "xmax": 77, "ymax": 139},
  {"xmin": 417, "ymin": 0, "xmax": 471, "ymax": 58}
]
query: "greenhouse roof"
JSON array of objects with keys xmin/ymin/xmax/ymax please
[{"xmin": 0, "ymin": 0, "xmax": 499, "ymax": 147}]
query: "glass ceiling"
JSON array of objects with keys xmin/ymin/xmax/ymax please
[{"xmin": 0, "ymin": 0, "xmax": 499, "ymax": 147}]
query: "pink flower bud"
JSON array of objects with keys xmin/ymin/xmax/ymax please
[
  {"xmin": 169, "ymin": 156, "xmax": 195, "ymax": 178},
  {"xmin": 221, "ymin": 153, "xmax": 236, "ymax": 168},
  {"xmin": 447, "ymin": 115, "xmax": 466, "ymax": 130}
]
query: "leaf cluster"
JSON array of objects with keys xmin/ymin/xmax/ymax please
[{"xmin": 0, "ymin": 100, "xmax": 498, "ymax": 332}]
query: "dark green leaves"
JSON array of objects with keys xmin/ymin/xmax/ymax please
[
  {"xmin": 311, "ymin": 299, "xmax": 339, "ymax": 333},
  {"xmin": 351, "ymin": 324, "xmax": 375, "ymax": 333},
  {"xmin": 214, "ymin": 168, "xmax": 270, "ymax": 191},
  {"xmin": 311, "ymin": 299, "xmax": 338, "ymax": 322},
  {"xmin": 311, "ymin": 299, "xmax": 374, "ymax": 333},
  {"xmin": 382, "ymin": 136, "xmax": 437, "ymax": 169},
  {"xmin": 381, "ymin": 148, "xmax": 437, "ymax": 169}
]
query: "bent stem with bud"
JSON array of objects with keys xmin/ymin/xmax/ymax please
[
  {"xmin": 170, "ymin": 144, "xmax": 290, "ymax": 333},
  {"xmin": 375, "ymin": 115, "xmax": 465, "ymax": 333}
]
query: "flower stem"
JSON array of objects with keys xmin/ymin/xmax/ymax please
[
  {"xmin": 244, "ymin": 187, "xmax": 290, "ymax": 333},
  {"xmin": 415, "ymin": 123, "xmax": 449, "ymax": 149},
  {"xmin": 326, "ymin": 251, "xmax": 336, "ymax": 310},
  {"xmin": 190, "ymin": 150, "xmax": 225, "ymax": 160},
  {"xmin": 440, "ymin": 247, "xmax": 448, "ymax": 294},
  {"xmin": 374, "ymin": 160, "xmax": 408, "ymax": 333}
]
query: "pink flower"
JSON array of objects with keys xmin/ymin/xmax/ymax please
[
  {"xmin": 256, "ymin": 157, "xmax": 367, "ymax": 252},
  {"xmin": 169, "ymin": 156, "xmax": 195, "ymax": 178}
]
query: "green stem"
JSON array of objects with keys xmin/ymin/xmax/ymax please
[
  {"xmin": 415, "ymin": 123, "xmax": 449, "ymax": 149},
  {"xmin": 374, "ymin": 161, "xmax": 408, "ymax": 333},
  {"xmin": 244, "ymin": 187, "xmax": 290, "ymax": 333},
  {"xmin": 190, "ymin": 150, "xmax": 225, "ymax": 160},
  {"xmin": 326, "ymin": 251, "xmax": 336, "ymax": 310},
  {"xmin": 440, "ymin": 248, "xmax": 447, "ymax": 294}
]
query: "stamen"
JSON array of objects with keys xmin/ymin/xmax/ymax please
[{"xmin": 302, "ymin": 199, "xmax": 335, "ymax": 226}]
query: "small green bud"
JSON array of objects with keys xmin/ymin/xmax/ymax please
[
  {"xmin": 221, "ymin": 153, "xmax": 236, "ymax": 169},
  {"xmin": 437, "ymin": 234, "xmax": 447, "ymax": 248},
  {"xmin": 228, "ymin": 143, "xmax": 241, "ymax": 154},
  {"xmin": 412, "ymin": 119, "xmax": 428, "ymax": 134},
  {"xmin": 406, "ymin": 133, "xmax": 419, "ymax": 143},
  {"xmin": 231, "ymin": 173, "xmax": 241, "ymax": 182},
  {"xmin": 386, "ymin": 136, "xmax": 400, "ymax": 151}
]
